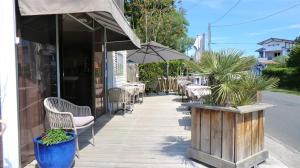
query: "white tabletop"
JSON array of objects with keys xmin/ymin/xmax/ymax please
[{"xmin": 185, "ymin": 85, "xmax": 211, "ymax": 98}]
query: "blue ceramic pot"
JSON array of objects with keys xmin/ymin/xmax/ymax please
[{"xmin": 33, "ymin": 132, "xmax": 77, "ymax": 168}]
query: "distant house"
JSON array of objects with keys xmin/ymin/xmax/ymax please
[
  {"xmin": 256, "ymin": 38, "xmax": 295, "ymax": 61},
  {"xmin": 253, "ymin": 38, "xmax": 294, "ymax": 75}
]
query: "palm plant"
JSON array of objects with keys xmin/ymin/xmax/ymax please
[{"xmin": 199, "ymin": 49, "xmax": 279, "ymax": 107}]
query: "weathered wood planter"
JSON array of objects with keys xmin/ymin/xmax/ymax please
[{"xmin": 187, "ymin": 103, "xmax": 273, "ymax": 168}]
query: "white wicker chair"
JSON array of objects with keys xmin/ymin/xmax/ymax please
[
  {"xmin": 44, "ymin": 97, "xmax": 95, "ymax": 157},
  {"xmin": 108, "ymin": 87, "xmax": 131, "ymax": 115}
]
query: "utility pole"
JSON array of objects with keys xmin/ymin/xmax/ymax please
[
  {"xmin": 202, "ymin": 33, "xmax": 206, "ymax": 51},
  {"xmin": 208, "ymin": 23, "xmax": 211, "ymax": 51}
]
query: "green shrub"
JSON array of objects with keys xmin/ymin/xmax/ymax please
[
  {"xmin": 41, "ymin": 129, "xmax": 72, "ymax": 146},
  {"xmin": 273, "ymin": 56, "xmax": 289, "ymax": 66},
  {"xmin": 138, "ymin": 60, "xmax": 196, "ymax": 92},
  {"xmin": 287, "ymin": 44, "xmax": 300, "ymax": 67},
  {"xmin": 262, "ymin": 67, "xmax": 300, "ymax": 90}
]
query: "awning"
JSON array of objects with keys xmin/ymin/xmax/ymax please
[{"xmin": 18, "ymin": 0, "xmax": 140, "ymax": 50}]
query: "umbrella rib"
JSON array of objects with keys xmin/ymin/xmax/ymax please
[
  {"xmin": 148, "ymin": 45, "xmax": 167, "ymax": 62},
  {"xmin": 142, "ymin": 45, "xmax": 149, "ymax": 64},
  {"xmin": 127, "ymin": 49, "xmax": 141, "ymax": 58}
]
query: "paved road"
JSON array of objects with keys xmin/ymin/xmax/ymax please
[{"xmin": 262, "ymin": 91, "xmax": 300, "ymax": 152}]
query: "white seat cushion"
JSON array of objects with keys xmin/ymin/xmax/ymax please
[{"xmin": 74, "ymin": 116, "xmax": 94, "ymax": 127}]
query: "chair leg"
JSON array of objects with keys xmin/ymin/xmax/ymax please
[
  {"xmin": 75, "ymin": 129, "xmax": 80, "ymax": 158},
  {"xmin": 92, "ymin": 124, "xmax": 95, "ymax": 146},
  {"xmin": 123, "ymin": 102, "xmax": 126, "ymax": 115}
]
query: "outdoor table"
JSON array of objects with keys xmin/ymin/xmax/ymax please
[
  {"xmin": 177, "ymin": 80, "xmax": 192, "ymax": 101},
  {"xmin": 127, "ymin": 82, "xmax": 145, "ymax": 94},
  {"xmin": 121, "ymin": 85, "xmax": 139, "ymax": 104},
  {"xmin": 185, "ymin": 85, "xmax": 211, "ymax": 101}
]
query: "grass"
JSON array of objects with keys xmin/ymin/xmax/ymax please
[{"xmin": 268, "ymin": 88, "xmax": 300, "ymax": 96}]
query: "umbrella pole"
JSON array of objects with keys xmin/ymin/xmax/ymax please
[
  {"xmin": 166, "ymin": 61, "xmax": 169, "ymax": 78},
  {"xmin": 166, "ymin": 61, "xmax": 169, "ymax": 94}
]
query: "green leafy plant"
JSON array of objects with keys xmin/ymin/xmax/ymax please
[
  {"xmin": 198, "ymin": 49, "xmax": 279, "ymax": 107},
  {"xmin": 262, "ymin": 66, "xmax": 300, "ymax": 90},
  {"xmin": 139, "ymin": 60, "xmax": 199, "ymax": 92},
  {"xmin": 273, "ymin": 56, "xmax": 289, "ymax": 66},
  {"xmin": 41, "ymin": 129, "xmax": 71, "ymax": 146},
  {"xmin": 124, "ymin": 0, "xmax": 194, "ymax": 53},
  {"xmin": 287, "ymin": 43, "xmax": 300, "ymax": 67}
]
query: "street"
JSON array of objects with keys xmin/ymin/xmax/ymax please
[{"xmin": 262, "ymin": 91, "xmax": 300, "ymax": 152}]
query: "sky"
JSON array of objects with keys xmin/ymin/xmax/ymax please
[{"xmin": 182, "ymin": 0, "xmax": 300, "ymax": 57}]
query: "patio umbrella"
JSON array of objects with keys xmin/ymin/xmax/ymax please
[{"xmin": 127, "ymin": 41, "xmax": 190, "ymax": 76}]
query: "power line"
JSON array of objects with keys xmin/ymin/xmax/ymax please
[
  {"xmin": 212, "ymin": 2, "xmax": 300, "ymax": 27},
  {"xmin": 211, "ymin": 0, "xmax": 242, "ymax": 24}
]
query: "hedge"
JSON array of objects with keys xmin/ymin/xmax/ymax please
[
  {"xmin": 138, "ymin": 60, "xmax": 193, "ymax": 92},
  {"xmin": 262, "ymin": 67, "xmax": 300, "ymax": 90}
]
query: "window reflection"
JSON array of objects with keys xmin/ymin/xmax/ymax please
[{"xmin": 17, "ymin": 14, "xmax": 57, "ymax": 167}]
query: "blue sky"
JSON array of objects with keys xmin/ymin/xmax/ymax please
[{"xmin": 182, "ymin": 0, "xmax": 300, "ymax": 57}]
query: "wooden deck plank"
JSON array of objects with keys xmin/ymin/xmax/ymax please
[
  {"xmin": 200, "ymin": 110, "xmax": 211, "ymax": 154},
  {"xmin": 244, "ymin": 113, "xmax": 252, "ymax": 158},
  {"xmin": 235, "ymin": 113, "xmax": 245, "ymax": 161},
  {"xmin": 210, "ymin": 110, "xmax": 222, "ymax": 157},
  {"xmin": 222, "ymin": 112, "xmax": 235, "ymax": 162},
  {"xmin": 252, "ymin": 111, "xmax": 259, "ymax": 154},
  {"xmin": 73, "ymin": 95, "xmax": 205, "ymax": 168}
]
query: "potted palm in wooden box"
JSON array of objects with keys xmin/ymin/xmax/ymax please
[{"xmin": 187, "ymin": 50, "xmax": 279, "ymax": 168}]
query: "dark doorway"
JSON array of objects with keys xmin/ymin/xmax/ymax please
[{"xmin": 60, "ymin": 15, "xmax": 93, "ymax": 108}]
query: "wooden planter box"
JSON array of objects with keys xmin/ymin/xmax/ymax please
[{"xmin": 187, "ymin": 103, "xmax": 273, "ymax": 168}]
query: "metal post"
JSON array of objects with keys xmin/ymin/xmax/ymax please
[
  {"xmin": 202, "ymin": 33, "xmax": 206, "ymax": 52},
  {"xmin": 0, "ymin": 0, "xmax": 21, "ymax": 166},
  {"xmin": 166, "ymin": 62, "xmax": 169, "ymax": 78},
  {"xmin": 56, "ymin": 15, "xmax": 61, "ymax": 98},
  {"xmin": 103, "ymin": 27, "xmax": 109, "ymax": 114},
  {"xmin": 208, "ymin": 23, "xmax": 211, "ymax": 51}
]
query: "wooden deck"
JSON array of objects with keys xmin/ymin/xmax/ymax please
[
  {"xmin": 26, "ymin": 94, "xmax": 287, "ymax": 168},
  {"xmin": 74, "ymin": 95, "xmax": 205, "ymax": 168}
]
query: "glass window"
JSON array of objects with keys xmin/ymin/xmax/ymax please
[
  {"xmin": 274, "ymin": 52, "xmax": 281, "ymax": 57},
  {"xmin": 16, "ymin": 13, "xmax": 57, "ymax": 167},
  {"xmin": 115, "ymin": 52, "xmax": 124, "ymax": 76}
]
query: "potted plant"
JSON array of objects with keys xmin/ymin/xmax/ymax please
[
  {"xmin": 33, "ymin": 129, "xmax": 77, "ymax": 168},
  {"xmin": 187, "ymin": 50, "xmax": 279, "ymax": 168}
]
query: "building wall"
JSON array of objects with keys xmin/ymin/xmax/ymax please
[
  {"xmin": 262, "ymin": 41, "xmax": 286, "ymax": 52},
  {"xmin": 261, "ymin": 40, "xmax": 294, "ymax": 57},
  {"xmin": 259, "ymin": 40, "xmax": 294, "ymax": 61},
  {"xmin": 107, "ymin": 51, "xmax": 127, "ymax": 89}
]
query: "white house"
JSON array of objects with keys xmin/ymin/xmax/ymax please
[
  {"xmin": 253, "ymin": 38, "xmax": 294, "ymax": 75},
  {"xmin": 256, "ymin": 38, "xmax": 295, "ymax": 62}
]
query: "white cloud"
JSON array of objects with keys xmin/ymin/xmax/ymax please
[
  {"xmin": 247, "ymin": 24, "xmax": 300, "ymax": 36},
  {"xmin": 288, "ymin": 24, "xmax": 300, "ymax": 29}
]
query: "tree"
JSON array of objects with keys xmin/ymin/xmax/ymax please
[
  {"xmin": 124, "ymin": 0, "xmax": 192, "ymax": 52},
  {"xmin": 295, "ymin": 36, "xmax": 300, "ymax": 44},
  {"xmin": 287, "ymin": 44, "xmax": 300, "ymax": 67}
]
